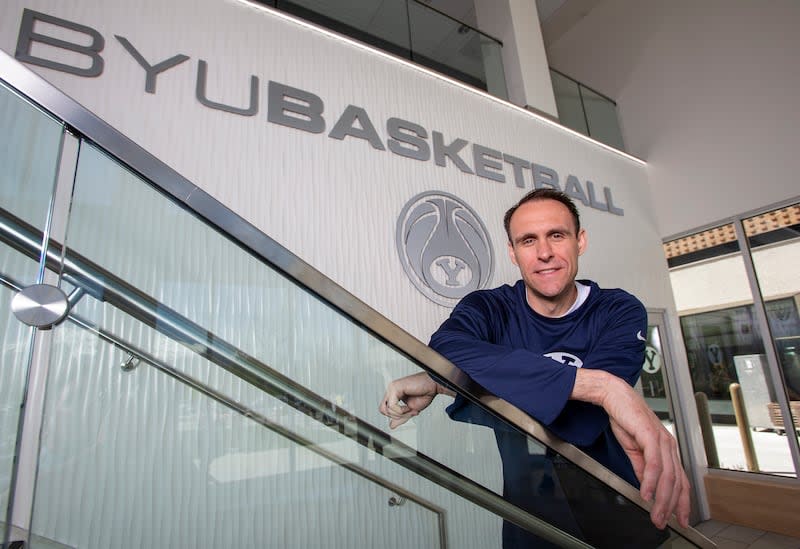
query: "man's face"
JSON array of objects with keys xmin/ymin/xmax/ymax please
[{"xmin": 506, "ymin": 199, "xmax": 587, "ymax": 315}]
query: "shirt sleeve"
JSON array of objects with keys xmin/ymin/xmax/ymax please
[
  {"xmin": 548, "ymin": 294, "xmax": 647, "ymax": 445},
  {"xmin": 429, "ymin": 291, "xmax": 578, "ymax": 426}
]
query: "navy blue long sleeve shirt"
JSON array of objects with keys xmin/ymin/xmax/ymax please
[{"xmin": 429, "ymin": 279, "xmax": 647, "ymax": 486}]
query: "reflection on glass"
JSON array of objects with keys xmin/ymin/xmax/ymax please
[
  {"xmin": 667, "ymin": 222, "xmax": 795, "ymax": 476},
  {"xmin": 745, "ymin": 203, "xmax": 800, "ymax": 461}
]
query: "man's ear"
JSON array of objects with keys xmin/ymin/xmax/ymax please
[
  {"xmin": 577, "ymin": 229, "xmax": 588, "ymax": 256},
  {"xmin": 507, "ymin": 241, "xmax": 519, "ymax": 266}
]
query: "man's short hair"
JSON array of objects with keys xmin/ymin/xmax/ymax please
[{"xmin": 503, "ymin": 188, "xmax": 581, "ymax": 242}]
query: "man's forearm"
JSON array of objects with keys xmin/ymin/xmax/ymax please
[{"xmin": 570, "ymin": 368, "xmax": 618, "ymax": 408}]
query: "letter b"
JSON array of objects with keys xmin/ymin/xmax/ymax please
[{"xmin": 15, "ymin": 9, "xmax": 104, "ymax": 77}]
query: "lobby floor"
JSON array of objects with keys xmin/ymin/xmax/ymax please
[{"xmin": 697, "ymin": 520, "xmax": 800, "ymax": 548}]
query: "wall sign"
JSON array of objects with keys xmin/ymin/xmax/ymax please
[{"xmin": 14, "ymin": 8, "xmax": 626, "ymax": 218}]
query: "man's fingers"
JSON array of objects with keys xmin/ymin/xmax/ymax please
[
  {"xmin": 664, "ymin": 440, "xmax": 691, "ymax": 529},
  {"xmin": 379, "ymin": 385, "xmax": 404, "ymax": 415},
  {"xmin": 637, "ymin": 432, "xmax": 661, "ymax": 504},
  {"xmin": 385, "ymin": 399, "xmax": 405, "ymax": 414},
  {"xmin": 380, "ymin": 397, "xmax": 408, "ymax": 418},
  {"xmin": 665, "ymin": 440, "xmax": 683, "ymax": 525},
  {"xmin": 650, "ymin": 432, "xmax": 678, "ymax": 529}
]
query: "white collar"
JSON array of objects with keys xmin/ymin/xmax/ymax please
[{"xmin": 560, "ymin": 281, "xmax": 590, "ymax": 317}]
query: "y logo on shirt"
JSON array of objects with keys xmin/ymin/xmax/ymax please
[{"xmin": 544, "ymin": 352, "xmax": 584, "ymax": 368}]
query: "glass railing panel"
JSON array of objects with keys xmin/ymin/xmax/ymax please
[
  {"xmin": 479, "ymin": 33, "xmax": 510, "ymax": 101},
  {"xmin": 550, "ymin": 70, "xmax": 588, "ymax": 135},
  {"xmin": 582, "ymin": 86, "xmax": 625, "ymax": 151},
  {"xmin": 269, "ymin": 0, "xmax": 508, "ymax": 99},
  {"xmin": 30, "ymin": 315, "xmax": 450, "ymax": 549},
  {"xmin": 550, "ymin": 69, "xmax": 626, "ymax": 151},
  {"xmin": 407, "ymin": 1, "xmax": 506, "ymax": 96},
  {"xmin": 0, "ymin": 80, "xmax": 63, "ymax": 541},
  {"xmin": 275, "ymin": 0, "xmax": 411, "ymax": 58}
]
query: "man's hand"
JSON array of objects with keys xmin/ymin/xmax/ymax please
[
  {"xmin": 379, "ymin": 372, "xmax": 453, "ymax": 429},
  {"xmin": 572, "ymin": 369, "xmax": 691, "ymax": 530}
]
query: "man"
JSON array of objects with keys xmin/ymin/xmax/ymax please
[{"xmin": 380, "ymin": 189, "xmax": 690, "ymax": 544}]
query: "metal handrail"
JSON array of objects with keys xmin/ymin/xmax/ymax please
[{"xmin": 549, "ymin": 67, "xmax": 617, "ymax": 106}]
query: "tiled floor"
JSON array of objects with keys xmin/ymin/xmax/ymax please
[{"xmin": 696, "ymin": 520, "xmax": 800, "ymax": 548}]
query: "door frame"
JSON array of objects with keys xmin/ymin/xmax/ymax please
[{"xmin": 646, "ymin": 308, "xmax": 704, "ymax": 525}]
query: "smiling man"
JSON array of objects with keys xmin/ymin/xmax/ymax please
[{"xmin": 380, "ymin": 189, "xmax": 690, "ymax": 547}]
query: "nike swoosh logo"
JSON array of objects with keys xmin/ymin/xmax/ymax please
[{"xmin": 637, "ymin": 330, "xmax": 647, "ymax": 342}]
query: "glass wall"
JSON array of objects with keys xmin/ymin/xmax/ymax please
[
  {"xmin": 746, "ymin": 204, "xmax": 800, "ymax": 465},
  {"xmin": 666, "ymin": 206, "xmax": 800, "ymax": 477},
  {"xmin": 550, "ymin": 68, "xmax": 625, "ymax": 151},
  {"xmin": 266, "ymin": 0, "xmax": 508, "ymax": 99}
]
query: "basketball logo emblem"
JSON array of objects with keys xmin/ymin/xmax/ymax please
[{"xmin": 396, "ymin": 192, "xmax": 494, "ymax": 307}]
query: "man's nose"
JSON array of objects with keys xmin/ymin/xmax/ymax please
[{"xmin": 536, "ymin": 240, "xmax": 554, "ymax": 259}]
